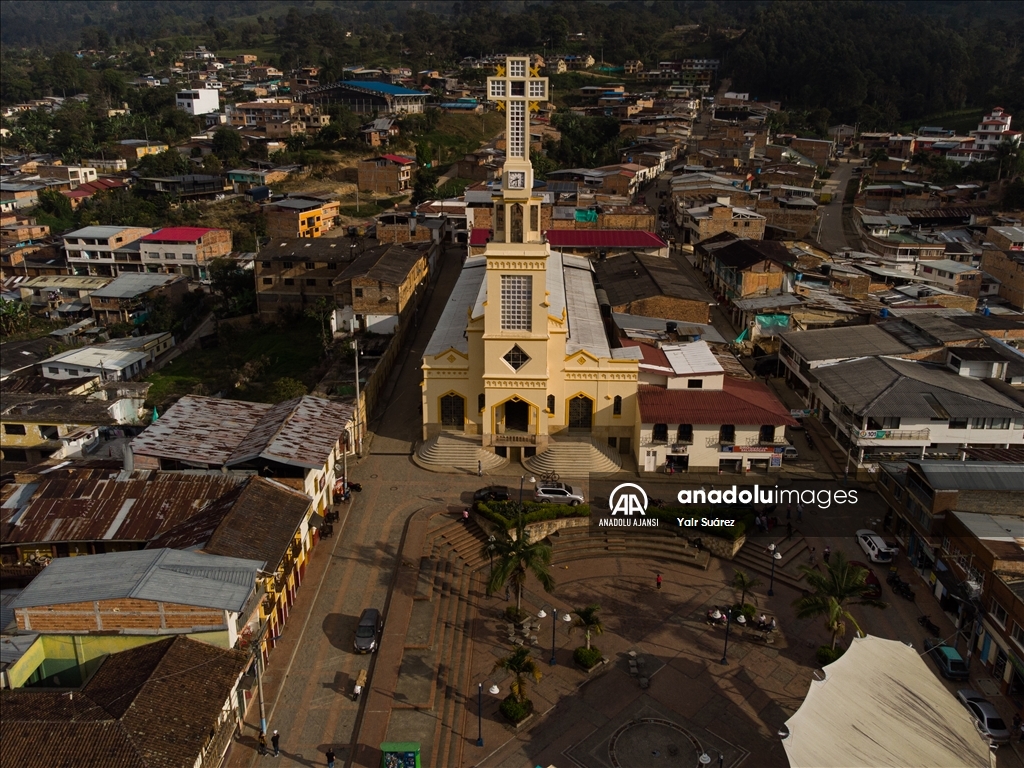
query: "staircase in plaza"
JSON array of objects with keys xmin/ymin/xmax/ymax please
[
  {"xmin": 414, "ymin": 433, "xmax": 509, "ymax": 473},
  {"xmin": 548, "ymin": 525, "xmax": 711, "ymax": 570},
  {"xmin": 730, "ymin": 533, "xmax": 809, "ymax": 593},
  {"xmin": 524, "ymin": 436, "xmax": 622, "ymax": 476}
]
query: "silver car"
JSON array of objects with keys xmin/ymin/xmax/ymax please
[
  {"xmin": 956, "ymin": 689, "xmax": 1011, "ymax": 745},
  {"xmin": 534, "ymin": 482, "xmax": 584, "ymax": 506}
]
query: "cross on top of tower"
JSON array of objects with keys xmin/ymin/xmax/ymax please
[{"xmin": 487, "ymin": 56, "xmax": 548, "ymax": 199}]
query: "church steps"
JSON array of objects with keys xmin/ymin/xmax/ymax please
[
  {"xmin": 524, "ymin": 437, "xmax": 622, "ymax": 476},
  {"xmin": 549, "ymin": 529, "xmax": 711, "ymax": 570},
  {"xmin": 414, "ymin": 435, "xmax": 509, "ymax": 474}
]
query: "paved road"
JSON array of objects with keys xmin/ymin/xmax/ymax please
[{"xmin": 817, "ymin": 159, "xmax": 855, "ymax": 253}]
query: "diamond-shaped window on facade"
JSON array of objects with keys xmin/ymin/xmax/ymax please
[{"xmin": 503, "ymin": 345, "xmax": 530, "ymax": 372}]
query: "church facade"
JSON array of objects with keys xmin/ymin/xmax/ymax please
[{"xmin": 420, "ymin": 57, "xmax": 639, "ymax": 463}]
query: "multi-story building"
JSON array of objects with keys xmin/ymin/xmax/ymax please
[
  {"xmin": 986, "ymin": 226, "xmax": 1024, "ymax": 252},
  {"xmin": 254, "ymin": 239, "xmax": 351, "ymax": 321},
  {"xmin": 36, "ymin": 164, "xmax": 97, "ymax": 189},
  {"xmin": 981, "ymin": 249, "xmax": 1024, "ymax": 310},
  {"xmin": 970, "ymin": 107, "xmax": 1021, "ymax": 155},
  {"xmin": 63, "ymin": 225, "xmax": 153, "ymax": 277},
  {"xmin": 915, "ymin": 258, "xmax": 982, "ymax": 299},
  {"xmin": 114, "ymin": 139, "xmax": 169, "ymax": 160},
  {"xmin": 138, "ymin": 226, "xmax": 232, "ymax": 280},
  {"xmin": 175, "ymin": 88, "xmax": 220, "ymax": 116},
  {"xmin": 334, "ymin": 242, "xmax": 430, "ymax": 334},
  {"xmin": 265, "ymin": 196, "xmax": 341, "ymax": 239},
  {"xmin": 357, "ymin": 154, "xmax": 416, "ymax": 195},
  {"xmin": 87, "ymin": 273, "xmax": 190, "ymax": 326},
  {"xmin": 17, "ymin": 275, "xmax": 111, "ymax": 315},
  {"xmin": 226, "ymin": 99, "xmax": 328, "ymax": 135},
  {"xmin": 681, "ymin": 202, "xmax": 766, "ymax": 244}
]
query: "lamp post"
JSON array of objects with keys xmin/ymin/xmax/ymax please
[
  {"xmin": 699, "ymin": 754, "xmax": 712, "ymax": 766},
  {"xmin": 487, "ymin": 536, "xmax": 496, "ymax": 576},
  {"xmin": 767, "ymin": 543, "xmax": 782, "ymax": 597},
  {"xmin": 476, "ymin": 682, "xmax": 484, "ymax": 747},
  {"xmin": 352, "ymin": 338, "xmax": 362, "ymax": 455},
  {"xmin": 719, "ymin": 608, "xmax": 746, "ymax": 665},
  {"xmin": 539, "ymin": 606, "xmax": 572, "ymax": 666}
]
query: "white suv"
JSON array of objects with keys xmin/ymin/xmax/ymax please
[
  {"xmin": 534, "ymin": 482, "xmax": 585, "ymax": 506},
  {"xmin": 856, "ymin": 529, "xmax": 899, "ymax": 563}
]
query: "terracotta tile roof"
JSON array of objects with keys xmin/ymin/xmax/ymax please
[
  {"xmin": 0, "ymin": 636, "xmax": 248, "ymax": 768},
  {"xmin": 637, "ymin": 379, "xmax": 798, "ymax": 426},
  {"xmin": 544, "ymin": 230, "xmax": 667, "ymax": 248}
]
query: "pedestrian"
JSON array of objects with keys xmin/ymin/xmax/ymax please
[
  {"xmin": 808, "ymin": 547, "xmax": 817, "ymax": 565},
  {"xmin": 462, "ymin": 507, "xmax": 469, "ymax": 523},
  {"xmin": 258, "ymin": 731, "xmax": 267, "ymax": 756},
  {"xmin": 797, "ymin": 504, "xmax": 804, "ymax": 522},
  {"xmin": 326, "ymin": 746, "xmax": 336, "ymax": 768},
  {"xmin": 823, "ymin": 546, "xmax": 831, "ymax": 564},
  {"xmin": 656, "ymin": 573, "xmax": 663, "ymax": 590},
  {"xmin": 694, "ymin": 537, "xmax": 703, "ymax": 553},
  {"xmin": 271, "ymin": 730, "xmax": 280, "ymax": 757}
]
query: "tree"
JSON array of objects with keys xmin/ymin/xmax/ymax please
[
  {"xmin": 136, "ymin": 149, "xmax": 191, "ymax": 177},
  {"xmin": 212, "ymin": 126, "xmax": 243, "ymax": 162},
  {"xmin": 492, "ymin": 645, "xmax": 542, "ymax": 703},
  {"xmin": 732, "ymin": 569, "xmax": 762, "ymax": 608},
  {"xmin": 484, "ymin": 515, "xmax": 555, "ymax": 613},
  {"xmin": 571, "ymin": 604, "xmax": 604, "ymax": 650},
  {"xmin": 268, "ymin": 377, "xmax": 307, "ymax": 402},
  {"xmin": 0, "ymin": 298, "xmax": 31, "ymax": 336},
  {"xmin": 793, "ymin": 551, "xmax": 887, "ymax": 649},
  {"xmin": 994, "ymin": 138, "xmax": 1024, "ymax": 181},
  {"xmin": 208, "ymin": 257, "xmax": 255, "ymax": 316},
  {"xmin": 304, "ymin": 296, "xmax": 336, "ymax": 353},
  {"xmin": 868, "ymin": 147, "xmax": 889, "ymax": 166},
  {"xmin": 410, "ymin": 166, "xmax": 438, "ymax": 205}
]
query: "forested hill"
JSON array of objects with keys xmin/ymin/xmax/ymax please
[{"xmin": 1, "ymin": 0, "xmax": 1022, "ymax": 127}]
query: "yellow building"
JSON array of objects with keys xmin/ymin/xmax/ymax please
[{"xmin": 418, "ymin": 57, "xmax": 639, "ymax": 474}]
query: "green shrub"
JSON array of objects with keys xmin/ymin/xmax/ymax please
[
  {"xmin": 475, "ymin": 500, "xmax": 590, "ymax": 530},
  {"xmin": 503, "ymin": 605, "xmax": 527, "ymax": 623},
  {"xmin": 573, "ymin": 646, "xmax": 603, "ymax": 670},
  {"xmin": 731, "ymin": 603, "xmax": 758, "ymax": 623},
  {"xmin": 816, "ymin": 645, "xmax": 846, "ymax": 665},
  {"xmin": 498, "ymin": 694, "xmax": 533, "ymax": 724}
]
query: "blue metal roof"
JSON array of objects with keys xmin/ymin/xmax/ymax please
[{"xmin": 344, "ymin": 80, "xmax": 425, "ymax": 96}]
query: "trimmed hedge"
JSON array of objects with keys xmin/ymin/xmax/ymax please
[
  {"xmin": 499, "ymin": 694, "xmax": 533, "ymax": 724},
  {"xmin": 476, "ymin": 499, "xmax": 590, "ymax": 530},
  {"xmin": 573, "ymin": 646, "xmax": 603, "ymax": 670}
]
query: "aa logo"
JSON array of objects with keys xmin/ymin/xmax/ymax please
[{"xmin": 609, "ymin": 483, "xmax": 648, "ymax": 516}]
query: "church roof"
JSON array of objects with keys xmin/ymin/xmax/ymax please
[
  {"xmin": 561, "ymin": 253, "xmax": 609, "ymax": 358},
  {"xmin": 424, "ymin": 257, "xmax": 486, "ymax": 356}
]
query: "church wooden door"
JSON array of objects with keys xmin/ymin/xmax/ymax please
[{"xmin": 567, "ymin": 396, "xmax": 593, "ymax": 430}]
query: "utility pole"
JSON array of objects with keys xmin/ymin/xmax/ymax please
[{"xmin": 353, "ymin": 338, "xmax": 362, "ymax": 455}]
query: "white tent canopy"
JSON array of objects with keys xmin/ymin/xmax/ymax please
[{"xmin": 783, "ymin": 635, "xmax": 994, "ymax": 768}]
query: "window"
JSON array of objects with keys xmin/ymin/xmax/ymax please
[
  {"xmin": 262, "ymin": 278, "xmax": 273, "ymax": 285},
  {"xmin": 500, "ymin": 275, "xmax": 532, "ymax": 330},
  {"xmin": 3, "ymin": 448, "xmax": 27, "ymax": 462},
  {"xmin": 284, "ymin": 278, "xmax": 294, "ymax": 286},
  {"xmin": 687, "ymin": 379, "xmax": 703, "ymax": 389},
  {"xmin": 164, "ymin": 253, "xmax": 176, "ymax": 260},
  {"xmin": 868, "ymin": 416, "xmax": 901, "ymax": 430},
  {"xmin": 1011, "ymin": 622, "xmax": 1024, "ymax": 650},
  {"xmin": 948, "ymin": 417, "xmax": 968, "ymax": 429},
  {"xmin": 547, "ymin": 395, "xmax": 555, "ymax": 413},
  {"xmin": 327, "ymin": 262, "xmax": 337, "ymax": 270},
  {"xmin": 282, "ymin": 261, "xmax": 293, "ymax": 269},
  {"xmin": 478, "ymin": 393, "xmax": 485, "ymax": 412},
  {"xmin": 719, "ymin": 425, "xmax": 736, "ymax": 444},
  {"xmin": 48, "ymin": 367, "xmax": 60, "ymax": 374},
  {"xmin": 3, "ymin": 424, "xmax": 26, "ymax": 435},
  {"xmin": 502, "ymin": 345, "xmax": 530, "ymax": 372},
  {"xmin": 613, "ymin": 395, "xmax": 622, "ymax": 416},
  {"xmin": 305, "ymin": 262, "xmax": 315, "ymax": 269},
  {"xmin": 262, "ymin": 261, "xmax": 271, "ymax": 268},
  {"xmin": 653, "ymin": 424, "xmax": 669, "ymax": 442},
  {"xmin": 971, "ymin": 417, "xmax": 1010, "ymax": 430},
  {"xmin": 67, "ymin": 369, "xmax": 78, "ymax": 376},
  {"xmin": 991, "ymin": 600, "xmax": 1008, "ymax": 627},
  {"xmin": 38, "ymin": 426, "xmax": 59, "ymax": 440},
  {"xmin": 354, "ymin": 288, "xmax": 363, "ymax": 298},
  {"xmin": 306, "ymin": 278, "xmax": 316, "ymax": 286},
  {"xmin": 182, "ymin": 253, "xmax": 193, "ymax": 260},
  {"xmin": 677, "ymin": 424, "xmax": 693, "ymax": 444}
]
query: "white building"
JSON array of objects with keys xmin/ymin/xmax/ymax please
[
  {"xmin": 970, "ymin": 107, "xmax": 1021, "ymax": 155},
  {"xmin": 175, "ymin": 88, "xmax": 220, "ymax": 116}
]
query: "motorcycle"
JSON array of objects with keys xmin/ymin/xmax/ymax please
[
  {"xmin": 895, "ymin": 581, "xmax": 916, "ymax": 601},
  {"xmin": 917, "ymin": 615, "xmax": 940, "ymax": 635}
]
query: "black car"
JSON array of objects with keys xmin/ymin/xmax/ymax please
[
  {"xmin": 473, "ymin": 485, "xmax": 511, "ymax": 503},
  {"xmin": 353, "ymin": 608, "xmax": 383, "ymax": 653}
]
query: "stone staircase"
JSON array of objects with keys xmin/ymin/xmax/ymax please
[
  {"xmin": 395, "ymin": 514, "xmax": 491, "ymax": 767},
  {"xmin": 548, "ymin": 525, "xmax": 711, "ymax": 570},
  {"xmin": 413, "ymin": 434, "xmax": 509, "ymax": 474},
  {"xmin": 524, "ymin": 437, "xmax": 622, "ymax": 476},
  {"xmin": 730, "ymin": 534, "xmax": 809, "ymax": 593}
]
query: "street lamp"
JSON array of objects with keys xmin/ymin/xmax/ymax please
[
  {"xmin": 699, "ymin": 754, "xmax": 712, "ymax": 766},
  {"xmin": 518, "ymin": 475, "xmax": 535, "ymax": 507},
  {"xmin": 476, "ymin": 682, "xmax": 484, "ymax": 747},
  {"xmin": 487, "ymin": 536, "xmax": 496, "ymax": 575},
  {"xmin": 719, "ymin": 608, "xmax": 746, "ymax": 665},
  {"xmin": 539, "ymin": 606, "xmax": 572, "ymax": 666},
  {"xmin": 767, "ymin": 543, "xmax": 782, "ymax": 597}
]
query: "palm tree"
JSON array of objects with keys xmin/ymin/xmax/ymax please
[
  {"xmin": 732, "ymin": 569, "xmax": 762, "ymax": 608},
  {"xmin": 793, "ymin": 551, "xmax": 887, "ymax": 649},
  {"xmin": 868, "ymin": 147, "xmax": 889, "ymax": 166},
  {"xmin": 493, "ymin": 645, "xmax": 542, "ymax": 702},
  {"xmin": 484, "ymin": 514, "xmax": 555, "ymax": 613},
  {"xmin": 571, "ymin": 604, "xmax": 604, "ymax": 650}
]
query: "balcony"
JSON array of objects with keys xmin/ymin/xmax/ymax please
[
  {"xmin": 746, "ymin": 436, "xmax": 788, "ymax": 447},
  {"xmin": 492, "ymin": 431, "xmax": 537, "ymax": 445},
  {"xmin": 668, "ymin": 443, "xmax": 689, "ymax": 454},
  {"xmin": 855, "ymin": 427, "xmax": 931, "ymax": 444}
]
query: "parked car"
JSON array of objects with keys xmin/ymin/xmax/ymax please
[
  {"xmin": 353, "ymin": 608, "xmax": 383, "ymax": 653},
  {"xmin": 956, "ymin": 689, "xmax": 1011, "ymax": 745},
  {"xmin": 923, "ymin": 638, "xmax": 970, "ymax": 680},
  {"xmin": 534, "ymin": 482, "xmax": 585, "ymax": 506},
  {"xmin": 849, "ymin": 560, "xmax": 882, "ymax": 600},
  {"xmin": 781, "ymin": 445, "xmax": 800, "ymax": 460},
  {"xmin": 473, "ymin": 485, "xmax": 511, "ymax": 503},
  {"xmin": 856, "ymin": 529, "xmax": 899, "ymax": 564}
]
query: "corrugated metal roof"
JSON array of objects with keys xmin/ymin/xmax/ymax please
[
  {"xmin": 130, "ymin": 397, "xmax": 268, "ymax": 466},
  {"xmin": 424, "ymin": 259, "xmax": 486, "ymax": 356},
  {"xmin": 89, "ymin": 273, "xmax": 182, "ymax": 298},
  {"xmin": 563, "ymin": 258, "xmax": 610, "ymax": 358},
  {"xmin": 10, "ymin": 548, "xmax": 263, "ymax": 611},
  {"xmin": 909, "ymin": 462, "xmax": 1024, "ymax": 492},
  {"xmin": 594, "ymin": 251, "xmax": 711, "ymax": 306},
  {"xmin": 781, "ymin": 325, "xmax": 912, "ymax": 361},
  {"xmin": 65, "ymin": 226, "xmax": 144, "ymax": 239},
  {"xmin": 612, "ymin": 312, "xmax": 728, "ymax": 344},
  {"xmin": 662, "ymin": 341, "xmax": 723, "ymax": 375}
]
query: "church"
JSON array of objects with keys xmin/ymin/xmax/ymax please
[{"xmin": 418, "ymin": 57, "xmax": 640, "ymax": 474}]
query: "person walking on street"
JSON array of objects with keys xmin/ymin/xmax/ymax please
[
  {"xmin": 271, "ymin": 730, "xmax": 280, "ymax": 757},
  {"xmin": 797, "ymin": 504, "xmax": 804, "ymax": 522},
  {"xmin": 823, "ymin": 546, "xmax": 831, "ymax": 564},
  {"xmin": 656, "ymin": 573, "xmax": 663, "ymax": 590},
  {"xmin": 326, "ymin": 747, "xmax": 336, "ymax": 768},
  {"xmin": 258, "ymin": 731, "xmax": 267, "ymax": 756}
]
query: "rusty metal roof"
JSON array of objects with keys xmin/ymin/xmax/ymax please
[
  {"xmin": 1, "ymin": 473, "xmax": 244, "ymax": 546},
  {"xmin": 130, "ymin": 395, "xmax": 354, "ymax": 470}
]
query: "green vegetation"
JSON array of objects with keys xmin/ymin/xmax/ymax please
[
  {"xmin": 731, "ymin": 570, "xmax": 763, "ymax": 608},
  {"xmin": 143, "ymin": 317, "xmax": 325, "ymax": 409},
  {"xmin": 498, "ymin": 693, "xmax": 533, "ymax": 725},
  {"xmin": 475, "ymin": 500, "xmax": 590, "ymax": 530},
  {"xmin": 573, "ymin": 646, "xmax": 604, "ymax": 670},
  {"xmin": 794, "ymin": 551, "xmax": 887, "ymax": 650},
  {"xmin": 816, "ymin": 645, "xmax": 846, "ymax": 665},
  {"xmin": 493, "ymin": 645, "xmax": 541, "ymax": 720},
  {"xmin": 484, "ymin": 514, "xmax": 555, "ymax": 613},
  {"xmin": 570, "ymin": 604, "xmax": 604, "ymax": 651}
]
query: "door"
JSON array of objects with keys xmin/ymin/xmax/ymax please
[
  {"xmin": 568, "ymin": 396, "xmax": 593, "ymax": 429},
  {"xmin": 504, "ymin": 399, "xmax": 529, "ymax": 432},
  {"xmin": 440, "ymin": 393, "xmax": 465, "ymax": 429},
  {"xmin": 644, "ymin": 450, "xmax": 657, "ymax": 472}
]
